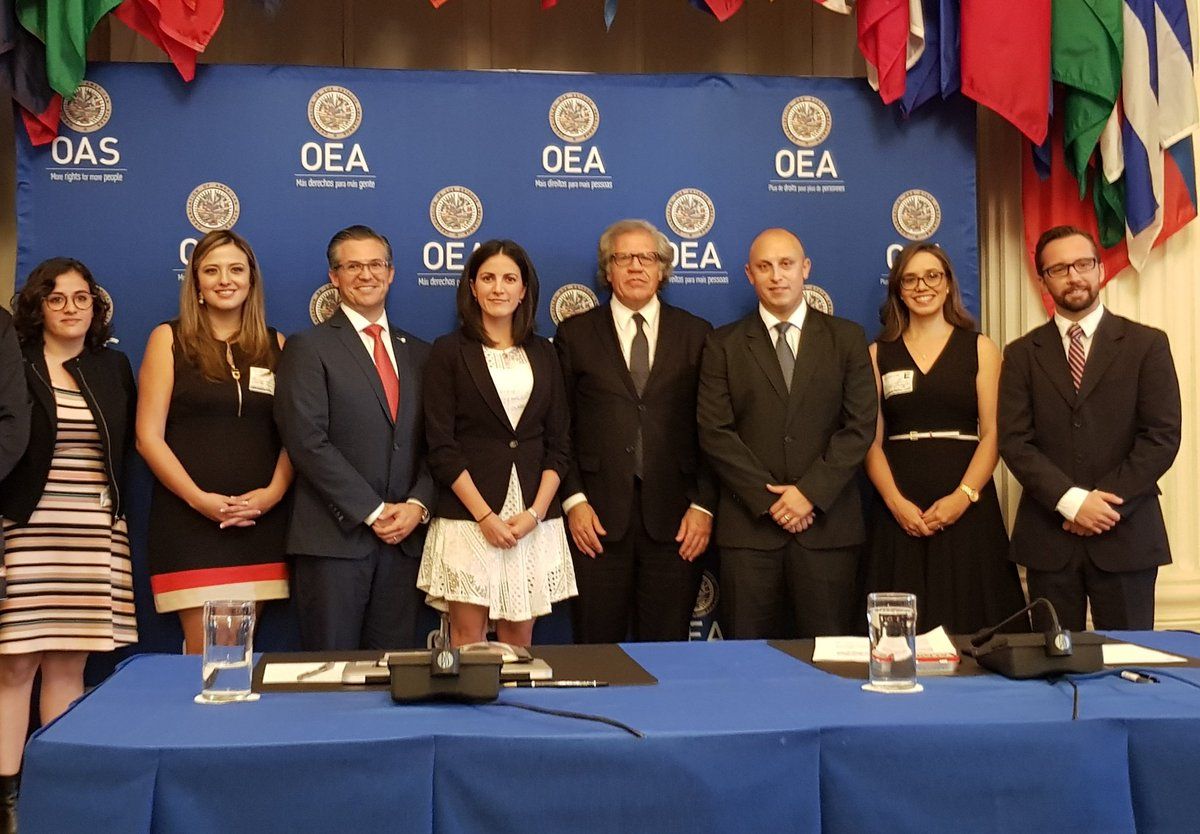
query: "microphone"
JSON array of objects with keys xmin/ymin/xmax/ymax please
[
  {"xmin": 967, "ymin": 598, "xmax": 1103, "ymax": 679},
  {"xmin": 968, "ymin": 597, "xmax": 1073, "ymax": 657}
]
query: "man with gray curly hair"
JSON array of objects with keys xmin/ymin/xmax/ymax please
[{"xmin": 556, "ymin": 219, "xmax": 717, "ymax": 643}]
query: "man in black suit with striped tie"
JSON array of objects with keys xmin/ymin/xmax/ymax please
[{"xmin": 999, "ymin": 225, "xmax": 1181, "ymax": 631}]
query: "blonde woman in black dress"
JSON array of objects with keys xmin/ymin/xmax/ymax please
[
  {"xmin": 865, "ymin": 243, "xmax": 1025, "ymax": 633},
  {"xmin": 137, "ymin": 230, "xmax": 291, "ymax": 654}
]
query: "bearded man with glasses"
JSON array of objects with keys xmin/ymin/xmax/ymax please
[
  {"xmin": 275, "ymin": 225, "xmax": 436, "ymax": 650},
  {"xmin": 555, "ymin": 219, "xmax": 716, "ymax": 642},
  {"xmin": 999, "ymin": 225, "xmax": 1181, "ymax": 631}
]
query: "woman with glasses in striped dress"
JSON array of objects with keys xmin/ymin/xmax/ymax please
[{"xmin": 0, "ymin": 258, "xmax": 137, "ymax": 831}]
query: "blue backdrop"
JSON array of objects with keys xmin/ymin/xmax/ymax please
[{"xmin": 14, "ymin": 63, "xmax": 977, "ymax": 660}]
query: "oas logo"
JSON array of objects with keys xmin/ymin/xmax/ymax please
[
  {"xmin": 96, "ymin": 285, "xmax": 114, "ymax": 326},
  {"xmin": 549, "ymin": 283, "xmax": 599, "ymax": 326},
  {"xmin": 692, "ymin": 570, "xmax": 719, "ymax": 619},
  {"xmin": 782, "ymin": 96, "xmax": 832, "ymax": 148},
  {"xmin": 665, "ymin": 188, "xmax": 715, "ymax": 239},
  {"xmin": 549, "ymin": 92, "xmax": 600, "ymax": 143},
  {"xmin": 803, "ymin": 284, "xmax": 833, "ymax": 315},
  {"xmin": 429, "ymin": 186, "xmax": 483, "ymax": 239},
  {"xmin": 186, "ymin": 182, "xmax": 240, "ymax": 232},
  {"xmin": 892, "ymin": 189, "xmax": 941, "ymax": 241},
  {"xmin": 307, "ymin": 86, "xmax": 362, "ymax": 140},
  {"xmin": 309, "ymin": 283, "xmax": 342, "ymax": 325},
  {"xmin": 61, "ymin": 81, "xmax": 112, "ymax": 133}
]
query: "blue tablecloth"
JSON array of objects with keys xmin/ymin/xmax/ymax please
[{"xmin": 19, "ymin": 632, "xmax": 1200, "ymax": 833}]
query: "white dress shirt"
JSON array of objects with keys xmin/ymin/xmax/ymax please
[{"xmin": 1052, "ymin": 305, "xmax": 1105, "ymax": 522}]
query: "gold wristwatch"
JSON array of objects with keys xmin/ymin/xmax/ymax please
[{"xmin": 958, "ymin": 483, "xmax": 980, "ymax": 503}]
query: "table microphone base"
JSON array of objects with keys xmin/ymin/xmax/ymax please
[{"xmin": 971, "ymin": 632, "xmax": 1104, "ymax": 679}]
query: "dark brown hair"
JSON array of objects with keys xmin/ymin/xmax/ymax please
[
  {"xmin": 457, "ymin": 240, "xmax": 539, "ymax": 346},
  {"xmin": 1034, "ymin": 225, "xmax": 1100, "ymax": 274},
  {"xmin": 877, "ymin": 242, "xmax": 976, "ymax": 342},
  {"xmin": 13, "ymin": 257, "xmax": 112, "ymax": 350},
  {"xmin": 326, "ymin": 224, "xmax": 393, "ymax": 270}
]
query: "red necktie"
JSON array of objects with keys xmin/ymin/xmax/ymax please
[{"xmin": 363, "ymin": 324, "xmax": 399, "ymax": 420}]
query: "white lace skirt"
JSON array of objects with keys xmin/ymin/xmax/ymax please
[{"xmin": 418, "ymin": 466, "xmax": 577, "ymax": 622}]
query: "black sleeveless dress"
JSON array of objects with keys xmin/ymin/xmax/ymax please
[
  {"xmin": 148, "ymin": 323, "xmax": 289, "ymax": 612},
  {"xmin": 866, "ymin": 327, "xmax": 1025, "ymax": 634}
]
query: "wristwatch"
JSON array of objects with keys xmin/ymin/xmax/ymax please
[
  {"xmin": 958, "ymin": 483, "xmax": 980, "ymax": 503},
  {"xmin": 527, "ymin": 506, "xmax": 542, "ymax": 524}
]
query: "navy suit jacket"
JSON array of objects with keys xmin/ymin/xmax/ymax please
[
  {"xmin": 999, "ymin": 311, "xmax": 1181, "ymax": 572},
  {"xmin": 275, "ymin": 308, "xmax": 436, "ymax": 560}
]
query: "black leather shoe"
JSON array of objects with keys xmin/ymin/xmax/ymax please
[{"xmin": 0, "ymin": 772, "xmax": 18, "ymax": 834}]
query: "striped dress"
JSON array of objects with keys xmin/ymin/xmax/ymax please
[{"xmin": 0, "ymin": 386, "xmax": 137, "ymax": 654}]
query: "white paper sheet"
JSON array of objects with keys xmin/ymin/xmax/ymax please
[
  {"xmin": 261, "ymin": 661, "xmax": 348, "ymax": 684},
  {"xmin": 1102, "ymin": 643, "xmax": 1188, "ymax": 666}
]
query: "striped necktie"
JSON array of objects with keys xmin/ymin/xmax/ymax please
[{"xmin": 1067, "ymin": 324, "xmax": 1086, "ymax": 392}]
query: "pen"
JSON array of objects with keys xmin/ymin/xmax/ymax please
[
  {"xmin": 1120, "ymin": 670, "xmax": 1159, "ymax": 684},
  {"xmin": 296, "ymin": 661, "xmax": 335, "ymax": 681},
  {"xmin": 502, "ymin": 680, "xmax": 608, "ymax": 688}
]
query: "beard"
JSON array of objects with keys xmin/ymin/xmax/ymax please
[{"xmin": 1052, "ymin": 283, "xmax": 1099, "ymax": 313}]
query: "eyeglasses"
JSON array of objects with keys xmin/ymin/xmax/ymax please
[
  {"xmin": 899, "ymin": 270, "xmax": 946, "ymax": 291},
  {"xmin": 44, "ymin": 291, "xmax": 94, "ymax": 311},
  {"xmin": 1041, "ymin": 257, "xmax": 1098, "ymax": 279},
  {"xmin": 610, "ymin": 252, "xmax": 661, "ymax": 267},
  {"xmin": 335, "ymin": 259, "xmax": 391, "ymax": 277}
]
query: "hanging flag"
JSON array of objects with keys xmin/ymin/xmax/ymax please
[
  {"xmin": 899, "ymin": 0, "xmax": 960, "ymax": 116},
  {"xmin": 604, "ymin": 0, "xmax": 618, "ymax": 30},
  {"xmin": 692, "ymin": 0, "xmax": 744, "ymax": 21},
  {"xmin": 857, "ymin": 0, "xmax": 911, "ymax": 104},
  {"xmin": 961, "ymin": 0, "xmax": 1051, "ymax": 145},
  {"xmin": 1052, "ymin": 0, "xmax": 1123, "ymax": 199},
  {"xmin": 1102, "ymin": 0, "xmax": 1199, "ymax": 269},
  {"xmin": 14, "ymin": 0, "xmax": 124, "ymax": 98},
  {"xmin": 1, "ymin": 0, "xmax": 57, "ymax": 127},
  {"xmin": 113, "ymin": 1, "xmax": 225, "ymax": 83},
  {"xmin": 20, "ymin": 93, "xmax": 60, "ymax": 144}
]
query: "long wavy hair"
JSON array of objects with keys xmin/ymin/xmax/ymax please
[
  {"xmin": 877, "ymin": 242, "xmax": 976, "ymax": 342},
  {"xmin": 13, "ymin": 257, "xmax": 112, "ymax": 351},
  {"xmin": 177, "ymin": 230, "xmax": 274, "ymax": 381}
]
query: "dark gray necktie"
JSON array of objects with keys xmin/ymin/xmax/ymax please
[
  {"xmin": 630, "ymin": 312, "xmax": 650, "ymax": 396},
  {"xmin": 775, "ymin": 321, "xmax": 795, "ymax": 391},
  {"xmin": 630, "ymin": 312, "xmax": 649, "ymax": 477}
]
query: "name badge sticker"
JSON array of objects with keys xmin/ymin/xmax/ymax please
[
  {"xmin": 248, "ymin": 366, "xmax": 276, "ymax": 395},
  {"xmin": 881, "ymin": 370, "xmax": 914, "ymax": 399}
]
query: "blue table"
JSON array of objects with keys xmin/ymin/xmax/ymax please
[{"xmin": 18, "ymin": 632, "xmax": 1200, "ymax": 833}]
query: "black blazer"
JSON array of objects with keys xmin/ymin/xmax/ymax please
[
  {"xmin": 275, "ymin": 308, "xmax": 436, "ymax": 560},
  {"xmin": 0, "ymin": 343, "xmax": 136, "ymax": 522},
  {"xmin": 423, "ymin": 330, "xmax": 570, "ymax": 521},
  {"xmin": 998, "ymin": 312, "xmax": 1181, "ymax": 572},
  {"xmin": 0, "ymin": 308, "xmax": 29, "ymax": 487},
  {"xmin": 555, "ymin": 301, "xmax": 717, "ymax": 542},
  {"xmin": 697, "ymin": 308, "xmax": 877, "ymax": 551}
]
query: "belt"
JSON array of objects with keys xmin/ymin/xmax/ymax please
[{"xmin": 887, "ymin": 430, "xmax": 979, "ymax": 441}]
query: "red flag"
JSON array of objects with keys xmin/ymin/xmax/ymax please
[
  {"xmin": 857, "ymin": 0, "xmax": 909, "ymax": 105},
  {"xmin": 113, "ymin": 1, "xmax": 224, "ymax": 82},
  {"xmin": 20, "ymin": 94, "xmax": 62, "ymax": 146},
  {"xmin": 701, "ymin": 0, "xmax": 744, "ymax": 21},
  {"xmin": 961, "ymin": 0, "xmax": 1050, "ymax": 145}
]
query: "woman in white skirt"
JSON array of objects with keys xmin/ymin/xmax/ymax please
[{"xmin": 418, "ymin": 240, "xmax": 576, "ymax": 647}]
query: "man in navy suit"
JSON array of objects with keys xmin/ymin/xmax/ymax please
[
  {"xmin": 999, "ymin": 225, "xmax": 1181, "ymax": 630},
  {"xmin": 276, "ymin": 225, "xmax": 436, "ymax": 650},
  {"xmin": 556, "ymin": 219, "xmax": 716, "ymax": 642}
]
